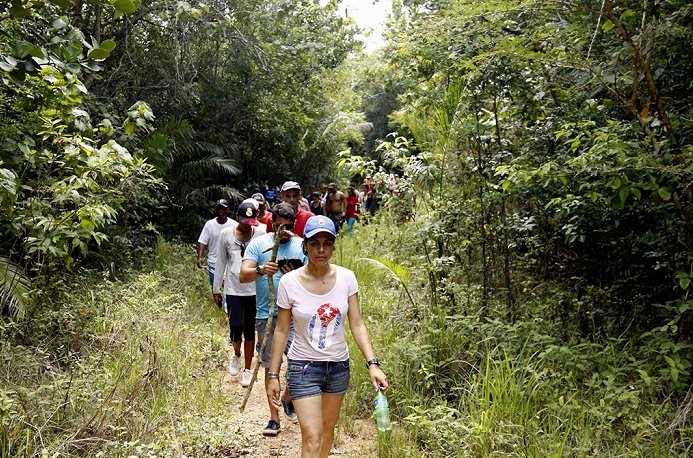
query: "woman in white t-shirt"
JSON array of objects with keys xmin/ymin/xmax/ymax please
[{"xmin": 267, "ymin": 215, "xmax": 388, "ymax": 458}]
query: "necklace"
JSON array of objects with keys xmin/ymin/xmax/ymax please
[{"xmin": 308, "ymin": 266, "xmax": 330, "ymax": 284}]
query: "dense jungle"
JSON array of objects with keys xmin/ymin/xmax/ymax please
[{"xmin": 1, "ymin": 0, "xmax": 691, "ymax": 456}]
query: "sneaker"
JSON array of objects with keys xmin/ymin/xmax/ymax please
[
  {"xmin": 228, "ymin": 354, "xmax": 240, "ymax": 376},
  {"xmin": 282, "ymin": 399, "xmax": 298, "ymax": 422},
  {"xmin": 241, "ymin": 369, "xmax": 252, "ymax": 387},
  {"xmin": 261, "ymin": 419, "xmax": 280, "ymax": 436}
]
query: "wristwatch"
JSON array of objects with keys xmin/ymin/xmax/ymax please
[
  {"xmin": 255, "ymin": 265, "xmax": 263, "ymax": 276},
  {"xmin": 366, "ymin": 358, "xmax": 381, "ymax": 369}
]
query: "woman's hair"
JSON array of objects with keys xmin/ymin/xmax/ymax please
[
  {"xmin": 271, "ymin": 202, "xmax": 296, "ymax": 222},
  {"xmin": 347, "ymin": 186, "xmax": 356, "ymax": 197}
]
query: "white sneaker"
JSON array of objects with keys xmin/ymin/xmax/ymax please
[
  {"xmin": 228, "ymin": 354, "xmax": 240, "ymax": 376},
  {"xmin": 241, "ymin": 369, "xmax": 252, "ymax": 387}
]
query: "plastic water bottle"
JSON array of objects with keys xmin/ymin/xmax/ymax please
[{"xmin": 374, "ymin": 387, "xmax": 392, "ymax": 432}]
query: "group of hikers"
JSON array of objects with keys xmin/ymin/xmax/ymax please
[
  {"xmin": 196, "ymin": 180, "xmax": 388, "ymax": 458},
  {"xmin": 259, "ymin": 180, "xmax": 380, "ymax": 234}
]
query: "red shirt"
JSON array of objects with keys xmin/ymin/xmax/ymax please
[
  {"xmin": 345, "ymin": 196, "xmax": 359, "ymax": 218},
  {"xmin": 258, "ymin": 211, "xmax": 272, "ymax": 226},
  {"xmin": 265, "ymin": 208, "xmax": 315, "ymax": 237}
]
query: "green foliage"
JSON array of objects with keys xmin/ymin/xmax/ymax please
[
  {"xmin": 88, "ymin": 0, "xmax": 361, "ymax": 187},
  {"xmin": 356, "ymin": 256, "xmax": 414, "ymax": 308},
  {"xmin": 0, "ymin": 242, "xmax": 242, "ymax": 457},
  {"xmin": 335, "ymin": 200, "xmax": 692, "ymax": 454},
  {"xmin": 0, "ymin": 257, "xmax": 31, "ymax": 319},
  {"xmin": 141, "ymin": 117, "xmax": 240, "ymax": 203},
  {"xmin": 358, "ymin": 0, "xmax": 693, "ymax": 336},
  {"xmin": 1, "ymin": 4, "xmax": 160, "ymax": 279}
]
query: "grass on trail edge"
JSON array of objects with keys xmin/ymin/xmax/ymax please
[{"xmin": 0, "ymin": 241, "xmax": 251, "ymax": 458}]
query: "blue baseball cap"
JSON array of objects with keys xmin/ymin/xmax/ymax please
[{"xmin": 304, "ymin": 215, "xmax": 336, "ymax": 238}]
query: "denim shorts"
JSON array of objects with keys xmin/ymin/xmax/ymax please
[
  {"xmin": 287, "ymin": 359, "xmax": 350, "ymax": 400},
  {"xmin": 255, "ymin": 318, "xmax": 293, "ymax": 368}
]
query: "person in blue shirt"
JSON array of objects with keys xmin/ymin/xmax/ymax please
[{"xmin": 240, "ymin": 202, "xmax": 307, "ymax": 436}]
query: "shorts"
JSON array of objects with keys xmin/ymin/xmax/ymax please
[
  {"xmin": 287, "ymin": 359, "xmax": 350, "ymax": 400},
  {"xmin": 255, "ymin": 318, "xmax": 294, "ymax": 368},
  {"xmin": 207, "ymin": 262, "xmax": 215, "ymax": 287},
  {"xmin": 227, "ymin": 295, "xmax": 256, "ymax": 342}
]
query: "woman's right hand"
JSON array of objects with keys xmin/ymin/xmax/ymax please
[
  {"xmin": 369, "ymin": 365, "xmax": 389, "ymax": 391},
  {"xmin": 267, "ymin": 378, "xmax": 282, "ymax": 409}
]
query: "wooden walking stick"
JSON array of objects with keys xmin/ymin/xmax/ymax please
[{"xmin": 239, "ymin": 228, "xmax": 288, "ymax": 412}]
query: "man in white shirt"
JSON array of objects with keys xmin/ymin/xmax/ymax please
[{"xmin": 197, "ymin": 199, "xmax": 237, "ymax": 307}]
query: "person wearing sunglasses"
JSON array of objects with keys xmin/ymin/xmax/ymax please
[
  {"xmin": 267, "ymin": 215, "xmax": 388, "ymax": 457},
  {"xmin": 214, "ymin": 200, "xmax": 265, "ymax": 387},
  {"xmin": 240, "ymin": 202, "xmax": 308, "ymax": 436}
]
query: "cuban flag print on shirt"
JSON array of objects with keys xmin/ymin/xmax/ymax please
[{"xmin": 308, "ymin": 302, "xmax": 343, "ymax": 350}]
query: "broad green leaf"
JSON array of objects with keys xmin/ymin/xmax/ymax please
[
  {"xmin": 88, "ymin": 48, "xmax": 110, "ymax": 60},
  {"xmin": 602, "ymin": 20, "xmax": 615, "ymax": 32},
  {"xmin": 657, "ymin": 187, "xmax": 671, "ymax": 201},
  {"xmin": 679, "ymin": 276, "xmax": 690, "ymax": 290},
  {"xmin": 18, "ymin": 42, "xmax": 45, "ymax": 59},
  {"xmin": 664, "ymin": 355, "xmax": 675, "ymax": 368},
  {"xmin": 100, "ymin": 40, "xmax": 117, "ymax": 52},
  {"xmin": 113, "ymin": 0, "xmax": 141, "ymax": 14},
  {"xmin": 65, "ymin": 63, "xmax": 81, "ymax": 73},
  {"xmin": 630, "ymin": 187, "xmax": 641, "ymax": 199},
  {"xmin": 618, "ymin": 186, "xmax": 629, "ymax": 205},
  {"xmin": 80, "ymin": 219, "xmax": 95, "ymax": 231},
  {"xmin": 619, "ymin": 9, "xmax": 635, "ymax": 21},
  {"xmin": 63, "ymin": 44, "xmax": 82, "ymax": 61},
  {"xmin": 82, "ymin": 61, "xmax": 101, "ymax": 71}
]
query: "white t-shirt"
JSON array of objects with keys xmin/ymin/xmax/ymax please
[
  {"xmin": 277, "ymin": 266, "xmax": 359, "ymax": 362},
  {"xmin": 198, "ymin": 217, "xmax": 236, "ymax": 265},
  {"xmin": 214, "ymin": 226, "xmax": 266, "ymax": 296}
]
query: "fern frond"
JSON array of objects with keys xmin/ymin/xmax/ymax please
[
  {"xmin": 356, "ymin": 256, "xmax": 414, "ymax": 307},
  {"xmin": 0, "ymin": 257, "xmax": 31, "ymax": 319}
]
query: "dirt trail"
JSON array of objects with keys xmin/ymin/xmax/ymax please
[{"xmin": 221, "ymin": 347, "xmax": 378, "ymax": 457}]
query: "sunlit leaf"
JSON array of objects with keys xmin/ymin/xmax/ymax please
[
  {"xmin": 602, "ymin": 20, "xmax": 615, "ymax": 32},
  {"xmin": 113, "ymin": 0, "xmax": 141, "ymax": 14},
  {"xmin": 100, "ymin": 39, "xmax": 117, "ymax": 52},
  {"xmin": 657, "ymin": 187, "xmax": 671, "ymax": 201},
  {"xmin": 87, "ymin": 48, "xmax": 110, "ymax": 60}
]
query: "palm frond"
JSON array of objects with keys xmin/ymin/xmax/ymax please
[
  {"xmin": 356, "ymin": 256, "xmax": 414, "ymax": 307},
  {"xmin": 156, "ymin": 117, "xmax": 194, "ymax": 143},
  {"xmin": 0, "ymin": 257, "xmax": 31, "ymax": 319},
  {"xmin": 174, "ymin": 156, "xmax": 240, "ymax": 182}
]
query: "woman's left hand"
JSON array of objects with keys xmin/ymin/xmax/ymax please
[{"xmin": 368, "ymin": 365, "xmax": 388, "ymax": 391}]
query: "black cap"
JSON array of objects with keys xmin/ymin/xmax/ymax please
[
  {"xmin": 237, "ymin": 201, "xmax": 258, "ymax": 226},
  {"xmin": 215, "ymin": 199, "xmax": 230, "ymax": 209}
]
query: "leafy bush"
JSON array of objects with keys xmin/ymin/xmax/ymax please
[{"xmin": 0, "ymin": 241, "xmax": 242, "ymax": 457}]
